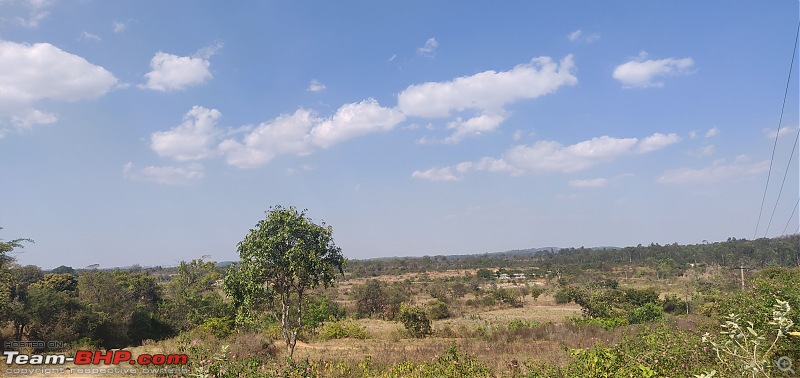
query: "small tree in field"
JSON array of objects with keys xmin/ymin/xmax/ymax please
[
  {"xmin": 224, "ymin": 206, "xmax": 345, "ymax": 359},
  {"xmin": 398, "ymin": 303, "xmax": 432, "ymax": 338}
]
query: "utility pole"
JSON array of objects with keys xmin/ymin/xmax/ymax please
[{"xmin": 740, "ymin": 265, "xmax": 745, "ymax": 291}]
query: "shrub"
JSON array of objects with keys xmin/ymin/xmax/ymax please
[
  {"xmin": 317, "ymin": 319, "xmax": 368, "ymax": 341},
  {"xmin": 199, "ymin": 316, "xmax": 234, "ymax": 339},
  {"xmin": 379, "ymin": 343, "xmax": 492, "ymax": 377},
  {"xmin": 398, "ymin": 303, "xmax": 432, "ymax": 338},
  {"xmin": 428, "ymin": 300, "xmax": 451, "ymax": 320},
  {"xmin": 627, "ymin": 302, "xmax": 664, "ymax": 324}
]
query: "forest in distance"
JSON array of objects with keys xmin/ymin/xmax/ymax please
[{"xmin": 1, "ymin": 221, "xmax": 799, "ymax": 377}]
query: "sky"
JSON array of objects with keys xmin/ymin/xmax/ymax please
[{"xmin": 0, "ymin": 1, "xmax": 798, "ymax": 269}]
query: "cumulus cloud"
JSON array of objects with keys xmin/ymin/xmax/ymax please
[
  {"xmin": 705, "ymin": 127, "xmax": 719, "ymax": 138},
  {"xmin": 411, "ymin": 167, "xmax": 459, "ymax": 182},
  {"xmin": 307, "ymin": 79, "xmax": 326, "ymax": 92},
  {"xmin": 442, "ymin": 112, "xmax": 507, "ymax": 144},
  {"xmin": 0, "ymin": 40, "xmax": 117, "ymax": 131},
  {"xmin": 142, "ymin": 43, "xmax": 222, "ymax": 91},
  {"xmin": 310, "ymin": 99, "xmax": 405, "ymax": 148},
  {"xmin": 657, "ymin": 156, "xmax": 769, "ymax": 185},
  {"xmin": 150, "ymin": 106, "xmax": 222, "ymax": 161},
  {"xmin": 398, "ymin": 55, "xmax": 576, "ymax": 118},
  {"xmin": 148, "ymin": 98, "xmax": 403, "ymax": 169},
  {"xmin": 417, "ymin": 38, "xmax": 438, "ymax": 56},
  {"xmin": 613, "ymin": 52, "xmax": 694, "ymax": 88},
  {"xmin": 569, "ymin": 178, "xmax": 609, "ymax": 188},
  {"xmin": 637, "ymin": 133, "xmax": 680, "ymax": 153},
  {"xmin": 123, "ymin": 162, "xmax": 205, "ymax": 185},
  {"xmin": 219, "ymin": 109, "xmax": 317, "ymax": 168},
  {"xmin": 414, "ymin": 132, "xmax": 679, "ymax": 180}
]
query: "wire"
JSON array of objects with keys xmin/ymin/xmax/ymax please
[
  {"xmin": 782, "ymin": 199, "xmax": 799, "ymax": 235},
  {"xmin": 765, "ymin": 128, "xmax": 799, "ymax": 236},
  {"xmin": 754, "ymin": 22, "xmax": 800, "ymax": 239}
]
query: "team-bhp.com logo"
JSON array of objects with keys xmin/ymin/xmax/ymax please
[{"xmin": 4, "ymin": 349, "xmax": 188, "ymax": 375}]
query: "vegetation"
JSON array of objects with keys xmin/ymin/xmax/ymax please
[
  {"xmin": 222, "ymin": 206, "xmax": 346, "ymax": 358},
  {"xmin": 0, "ymin": 221, "xmax": 798, "ymax": 376}
]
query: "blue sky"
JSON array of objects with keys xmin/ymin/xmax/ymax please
[{"xmin": 0, "ymin": 1, "xmax": 798, "ymax": 269}]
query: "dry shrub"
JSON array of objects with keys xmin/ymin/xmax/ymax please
[{"xmin": 226, "ymin": 331, "xmax": 278, "ymax": 360}]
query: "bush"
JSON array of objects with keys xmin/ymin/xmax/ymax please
[
  {"xmin": 199, "ymin": 316, "xmax": 234, "ymax": 339},
  {"xmin": 317, "ymin": 319, "xmax": 368, "ymax": 341},
  {"xmin": 379, "ymin": 343, "xmax": 492, "ymax": 377},
  {"xmin": 398, "ymin": 303, "xmax": 432, "ymax": 338},
  {"xmin": 627, "ymin": 302, "xmax": 664, "ymax": 324},
  {"xmin": 428, "ymin": 300, "xmax": 451, "ymax": 320}
]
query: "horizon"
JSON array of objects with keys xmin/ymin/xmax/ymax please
[{"xmin": 1, "ymin": 1, "xmax": 798, "ymax": 269}]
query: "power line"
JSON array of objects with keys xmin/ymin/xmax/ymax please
[
  {"xmin": 782, "ymin": 199, "xmax": 799, "ymax": 235},
  {"xmin": 754, "ymin": 22, "xmax": 800, "ymax": 239},
  {"xmin": 765, "ymin": 127, "xmax": 799, "ymax": 236}
]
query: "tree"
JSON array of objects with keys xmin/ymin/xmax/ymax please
[
  {"xmin": 163, "ymin": 259, "xmax": 229, "ymax": 332},
  {"xmin": 398, "ymin": 303, "xmax": 432, "ymax": 338},
  {"xmin": 0, "ymin": 228, "xmax": 32, "ymax": 327},
  {"xmin": 223, "ymin": 206, "xmax": 345, "ymax": 358}
]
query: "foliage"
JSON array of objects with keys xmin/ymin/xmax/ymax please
[
  {"xmin": 702, "ymin": 299, "xmax": 795, "ymax": 377},
  {"xmin": 77, "ymin": 269, "xmax": 171, "ymax": 348},
  {"xmin": 317, "ymin": 319, "xmax": 368, "ymax": 340},
  {"xmin": 524, "ymin": 323, "xmax": 719, "ymax": 377},
  {"xmin": 627, "ymin": 302, "xmax": 664, "ymax": 324},
  {"xmin": 427, "ymin": 299, "xmax": 451, "ymax": 320},
  {"xmin": 223, "ymin": 206, "xmax": 346, "ymax": 358},
  {"xmin": 378, "ymin": 343, "xmax": 492, "ymax": 378},
  {"xmin": 162, "ymin": 259, "xmax": 230, "ymax": 332},
  {"xmin": 714, "ymin": 267, "xmax": 800, "ymax": 363},
  {"xmin": 399, "ymin": 303, "xmax": 432, "ymax": 338},
  {"xmin": 304, "ymin": 294, "xmax": 345, "ymax": 329}
]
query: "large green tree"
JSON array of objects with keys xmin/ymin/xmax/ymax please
[{"xmin": 224, "ymin": 206, "xmax": 345, "ymax": 358}]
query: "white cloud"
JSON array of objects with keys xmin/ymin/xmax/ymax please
[
  {"xmin": 12, "ymin": 109, "xmax": 57, "ymax": 128},
  {"xmin": 150, "ymin": 106, "xmax": 222, "ymax": 161},
  {"xmin": 219, "ymin": 109, "xmax": 318, "ymax": 168},
  {"xmin": 705, "ymin": 127, "xmax": 720, "ymax": 138},
  {"xmin": 0, "ymin": 41, "xmax": 117, "ymax": 131},
  {"xmin": 113, "ymin": 21, "xmax": 127, "ymax": 33},
  {"xmin": 142, "ymin": 43, "xmax": 222, "ymax": 91},
  {"xmin": 79, "ymin": 31, "xmax": 101, "ymax": 42},
  {"xmin": 417, "ymin": 38, "xmax": 438, "ymax": 56},
  {"xmin": 443, "ymin": 111, "xmax": 507, "ymax": 144},
  {"xmin": 15, "ymin": 0, "xmax": 53, "ymax": 28},
  {"xmin": 420, "ymin": 132, "xmax": 679, "ymax": 180},
  {"xmin": 763, "ymin": 125, "xmax": 798, "ymax": 139},
  {"xmin": 689, "ymin": 130, "xmax": 698, "ymax": 139},
  {"xmin": 310, "ymin": 99, "xmax": 405, "ymax": 148},
  {"xmin": 512, "ymin": 130, "xmax": 523, "ymax": 141},
  {"xmin": 411, "ymin": 167, "xmax": 459, "ymax": 182},
  {"xmin": 568, "ymin": 29, "xmax": 600, "ymax": 43},
  {"xmin": 123, "ymin": 162, "xmax": 205, "ymax": 185},
  {"xmin": 613, "ymin": 52, "xmax": 694, "ymax": 88},
  {"xmin": 398, "ymin": 55, "xmax": 577, "ymax": 118},
  {"xmin": 569, "ymin": 178, "xmax": 609, "ymax": 188},
  {"xmin": 657, "ymin": 157, "xmax": 769, "ymax": 185},
  {"xmin": 307, "ymin": 79, "xmax": 326, "ymax": 92},
  {"xmin": 637, "ymin": 133, "xmax": 680, "ymax": 153},
  {"xmin": 690, "ymin": 145, "xmax": 716, "ymax": 157}
]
